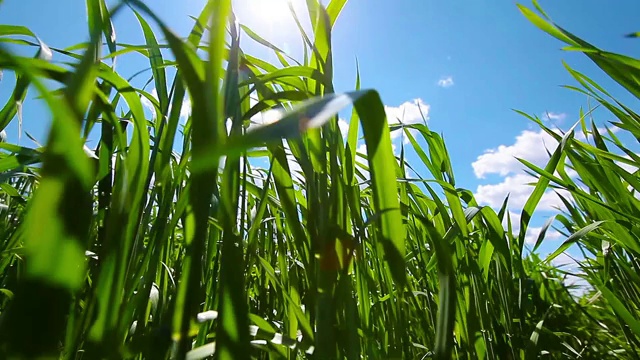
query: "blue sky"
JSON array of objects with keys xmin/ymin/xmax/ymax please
[{"xmin": 1, "ymin": 0, "xmax": 639, "ymax": 276}]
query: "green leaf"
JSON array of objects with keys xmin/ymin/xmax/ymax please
[
  {"xmin": 544, "ymin": 221, "xmax": 606, "ymax": 264},
  {"xmin": 133, "ymin": 10, "xmax": 169, "ymax": 115},
  {"xmin": 326, "ymin": 0, "xmax": 348, "ymax": 28},
  {"xmin": 532, "ymin": 215, "xmax": 557, "ymax": 253},
  {"xmin": 517, "ymin": 4, "xmax": 577, "ymax": 46},
  {"xmin": 518, "ymin": 120, "xmax": 578, "ymax": 266}
]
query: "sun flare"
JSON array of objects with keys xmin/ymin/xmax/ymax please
[{"xmin": 245, "ymin": 0, "xmax": 291, "ymax": 24}]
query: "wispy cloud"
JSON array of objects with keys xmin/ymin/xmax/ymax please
[
  {"xmin": 542, "ymin": 111, "xmax": 566, "ymax": 122},
  {"xmin": 437, "ymin": 76, "xmax": 454, "ymax": 88}
]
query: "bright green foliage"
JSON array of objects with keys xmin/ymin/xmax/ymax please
[
  {"xmin": 0, "ymin": 0, "xmax": 636, "ymax": 359},
  {"xmin": 514, "ymin": 1, "xmax": 640, "ymax": 357}
]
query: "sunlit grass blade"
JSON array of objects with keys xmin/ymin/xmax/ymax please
[{"xmin": 133, "ymin": 10, "xmax": 168, "ymax": 115}]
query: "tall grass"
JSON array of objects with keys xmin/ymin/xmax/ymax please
[{"xmin": 0, "ymin": 0, "xmax": 637, "ymax": 358}]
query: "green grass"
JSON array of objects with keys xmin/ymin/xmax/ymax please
[{"xmin": 0, "ymin": 0, "xmax": 637, "ymax": 358}]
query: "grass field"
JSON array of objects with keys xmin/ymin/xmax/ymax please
[{"xmin": 0, "ymin": 0, "xmax": 639, "ymax": 359}]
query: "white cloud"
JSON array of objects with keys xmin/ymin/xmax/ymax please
[
  {"xmin": 471, "ymin": 125, "xmax": 634, "ymax": 212},
  {"xmin": 551, "ymin": 252, "xmax": 576, "ymax": 267},
  {"xmin": 338, "ymin": 118, "xmax": 349, "ymax": 138},
  {"xmin": 542, "ymin": 111, "xmax": 566, "ymax": 122},
  {"xmin": 472, "ymin": 129, "xmax": 561, "ymax": 179},
  {"xmin": 524, "ymin": 226, "xmax": 563, "ymax": 245},
  {"xmin": 384, "ymin": 98, "xmax": 430, "ymax": 146},
  {"xmin": 474, "ymin": 173, "xmax": 568, "ymax": 211},
  {"xmin": 437, "ymin": 76, "xmax": 454, "ymax": 88},
  {"xmin": 501, "ymin": 211, "xmax": 564, "ymax": 244},
  {"xmin": 338, "ymin": 98, "xmax": 429, "ymax": 166},
  {"xmin": 502, "ymin": 211, "xmax": 521, "ymax": 231},
  {"xmin": 325, "ymin": 98, "xmax": 430, "ymax": 155},
  {"xmin": 385, "ymin": 98, "xmax": 429, "ymax": 127},
  {"xmin": 471, "ymin": 126, "xmax": 617, "ymax": 180}
]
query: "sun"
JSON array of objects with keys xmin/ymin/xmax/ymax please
[{"xmin": 245, "ymin": 0, "xmax": 291, "ymax": 24}]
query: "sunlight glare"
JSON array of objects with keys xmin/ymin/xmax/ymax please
[{"xmin": 246, "ymin": 0, "xmax": 291, "ymax": 25}]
